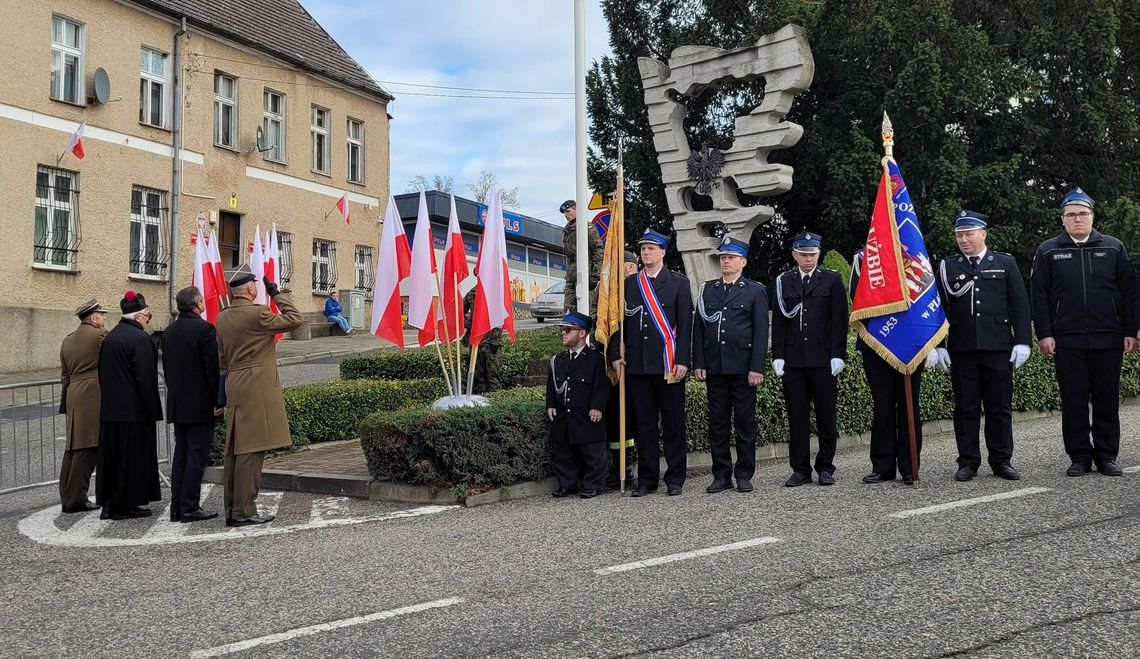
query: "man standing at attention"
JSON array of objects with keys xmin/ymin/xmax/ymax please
[
  {"xmin": 560, "ymin": 199, "xmax": 602, "ymax": 313},
  {"xmin": 58, "ymin": 298, "xmax": 108, "ymax": 513},
  {"xmin": 547, "ymin": 311, "xmax": 610, "ymax": 499}
]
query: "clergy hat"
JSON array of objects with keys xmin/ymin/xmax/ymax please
[
  {"xmin": 637, "ymin": 229, "xmax": 670, "ymax": 249},
  {"xmin": 715, "ymin": 236, "xmax": 749, "ymax": 258},
  {"xmin": 227, "ymin": 263, "xmax": 257, "ymax": 288},
  {"xmin": 74, "ymin": 298, "xmax": 107, "ymax": 318},
  {"xmin": 1058, "ymin": 187, "xmax": 1094, "ymax": 209},
  {"xmin": 954, "ymin": 210, "xmax": 989, "ymax": 232},
  {"xmin": 559, "ymin": 310, "xmax": 591, "ymax": 331},
  {"xmin": 559, "ymin": 199, "xmax": 576, "ymax": 213},
  {"xmin": 624, "ymin": 250, "xmax": 638, "ymax": 264},
  {"xmin": 119, "ymin": 290, "xmax": 147, "ymax": 315},
  {"xmin": 791, "ymin": 231, "xmax": 822, "ymax": 253}
]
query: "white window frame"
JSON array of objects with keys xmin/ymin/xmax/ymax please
[
  {"xmin": 354, "ymin": 245, "xmax": 373, "ymax": 290},
  {"xmin": 128, "ymin": 185, "xmax": 168, "ymax": 280},
  {"xmin": 311, "ymin": 106, "xmax": 331, "ymax": 175},
  {"xmin": 213, "ymin": 73, "xmax": 238, "ymax": 149},
  {"xmin": 34, "ymin": 165, "xmax": 80, "ymax": 270},
  {"xmin": 139, "ymin": 47, "xmax": 169, "ymax": 128},
  {"xmin": 311, "ymin": 238, "xmax": 337, "ymax": 294},
  {"xmin": 50, "ymin": 15, "xmax": 85, "ymax": 104},
  {"xmin": 346, "ymin": 118, "xmax": 365, "ymax": 184},
  {"xmin": 262, "ymin": 89, "xmax": 286, "ymax": 163}
]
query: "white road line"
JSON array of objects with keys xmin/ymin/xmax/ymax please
[
  {"xmin": 1123, "ymin": 465, "xmax": 1140, "ymax": 474},
  {"xmin": 67, "ymin": 509, "xmax": 111, "ymax": 538},
  {"xmin": 594, "ymin": 537, "xmax": 781, "ymax": 576},
  {"xmin": 308, "ymin": 496, "xmax": 351, "ymax": 523},
  {"xmin": 888, "ymin": 487, "xmax": 1053, "ymax": 519},
  {"xmin": 257, "ymin": 491, "xmax": 284, "ymax": 518},
  {"xmin": 189, "ymin": 597, "xmax": 464, "ymax": 658},
  {"xmin": 141, "ymin": 485, "xmax": 215, "ymax": 540}
]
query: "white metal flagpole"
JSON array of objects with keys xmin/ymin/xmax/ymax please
[{"xmin": 574, "ymin": 0, "xmax": 589, "ymax": 315}]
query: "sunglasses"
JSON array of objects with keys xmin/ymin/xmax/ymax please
[{"xmin": 559, "ymin": 327, "xmax": 583, "ymax": 334}]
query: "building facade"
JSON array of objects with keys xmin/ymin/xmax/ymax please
[{"xmin": 0, "ymin": 0, "xmax": 391, "ymax": 373}]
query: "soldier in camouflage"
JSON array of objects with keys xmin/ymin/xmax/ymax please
[
  {"xmin": 560, "ymin": 200, "xmax": 602, "ymax": 314},
  {"xmin": 462, "ymin": 287, "xmax": 505, "ymax": 394}
]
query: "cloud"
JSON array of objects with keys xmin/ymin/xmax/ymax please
[{"xmin": 302, "ymin": 0, "xmax": 613, "ymax": 224}]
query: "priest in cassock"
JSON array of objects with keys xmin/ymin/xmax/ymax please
[{"xmin": 96, "ymin": 290, "xmax": 163, "ymax": 520}]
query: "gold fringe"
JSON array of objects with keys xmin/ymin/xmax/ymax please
[
  {"xmin": 849, "ymin": 158, "xmax": 909, "ymax": 325},
  {"xmin": 854, "ymin": 320, "xmax": 949, "ymax": 375}
]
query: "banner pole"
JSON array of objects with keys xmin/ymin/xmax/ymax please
[
  {"xmin": 454, "ymin": 274, "xmax": 463, "ymax": 396},
  {"xmin": 903, "ymin": 372, "xmax": 920, "ymax": 487},
  {"xmin": 466, "ymin": 344, "xmax": 480, "ymax": 397}
]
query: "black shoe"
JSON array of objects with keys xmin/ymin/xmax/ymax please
[
  {"xmin": 817, "ymin": 472, "xmax": 835, "ymax": 486},
  {"xmin": 1096, "ymin": 460, "xmax": 1123, "ymax": 476},
  {"xmin": 735, "ymin": 478, "xmax": 754, "ymax": 493},
  {"xmin": 551, "ymin": 487, "xmax": 573, "ymax": 498},
  {"xmin": 992, "ymin": 464, "xmax": 1020, "ymax": 480},
  {"xmin": 62, "ymin": 501, "xmax": 100, "ymax": 514},
  {"xmin": 101, "ymin": 508, "xmax": 132, "ymax": 521},
  {"xmin": 170, "ymin": 511, "xmax": 181, "ymax": 522},
  {"xmin": 902, "ymin": 474, "xmax": 915, "ymax": 485},
  {"xmin": 1066, "ymin": 462, "xmax": 1090, "ymax": 477},
  {"xmin": 706, "ymin": 478, "xmax": 734, "ymax": 494},
  {"xmin": 666, "ymin": 485, "xmax": 683, "ymax": 496},
  {"xmin": 179, "ymin": 509, "xmax": 220, "ymax": 523},
  {"xmin": 630, "ymin": 486, "xmax": 655, "ymax": 497},
  {"xmin": 579, "ymin": 489, "xmax": 598, "ymax": 499},
  {"xmin": 226, "ymin": 515, "xmax": 274, "ymax": 527},
  {"xmin": 784, "ymin": 472, "xmax": 812, "ymax": 487},
  {"xmin": 862, "ymin": 473, "xmax": 893, "ymax": 484},
  {"xmin": 127, "ymin": 507, "xmax": 152, "ymax": 518},
  {"xmin": 955, "ymin": 466, "xmax": 977, "ymax": 482}
]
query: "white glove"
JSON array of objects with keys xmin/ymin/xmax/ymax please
[
  {"xmin": 925, "ymin": 348, "xmax": 951, "ymax": 372},
  {"xmin": 1010, "ymin": 344, "xmax": 1030, "ymax": 369},
  {"xmin": 830, "ymin": 358, "xmax": 845, "ymax": 377},
  {"xmin": 772, "ymin": 359, "xmax": 785, "ymax": 378}
]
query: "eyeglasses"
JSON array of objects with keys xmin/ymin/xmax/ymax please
[
  {"xmin": 559, "ymin": 327, "xmax": 581, "ymax": 334},
  {"xmin": 1063, "ymin": 211, "xmax": 1092, "ymax": 220}
]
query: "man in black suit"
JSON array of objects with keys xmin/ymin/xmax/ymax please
[
  {"xmin": 931, "ymin": 211, "xmax": 1031, "ymax": 482},
  {"xmin": 693, "ymin": 236, "xmax": 768, "ymax": 494},
  {"xmin": 608, "ymin": 229, "xmax": 693, "ymax": 497},
  {"xmin": 771, "ymin": 232, "xmax": 849, "ymax": 487},
  {"xmin": 160, "ymin": 286, "xmax": 222, "ymax": 522},
  {"xmin": 547, "ymin": 311, "xmax": 611, "ymax": 498}
]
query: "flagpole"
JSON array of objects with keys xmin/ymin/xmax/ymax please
[
  {"xmin": 467, "ymin": 344, "xmax": 480, "ymax": 396},
  {"xmin": 573, "ymin": 0, "xmax": 589, "ymax": 314},
  {"xmin": 454, "ymin": 273, "xmax": 463, "ymax": 396},
  {"xmin": 616, "ymin": 136, "xmax": 627, "ymax": 496},
  {"xmin": 430, "ymin": 275, "xmax": 458, "ymax": 395}
]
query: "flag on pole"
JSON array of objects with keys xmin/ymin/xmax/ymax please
[
  {"xmin": 249, "ymin": 225, "xmax": 267, "ymax": 305},
  {"xmin": 440, "ymin": 193, "xmax": 470, "ymax": 340},
  {"xmin": 369, "ymin": 195, "xmax": 412, "ymax": 347},
  {"xmin": 407, "ymin": 191, "xmax": 439, "ymax": 347},
  {"xmin": 336, "ymin": 193, "xmax": 351, "ymax": 225},
  {"xmin": 65, "ymin": 121, "xmax": 86, "ymax": 160},
  {"xmin": 469, "ymin": 187, "xmax": 515, "ymax": 347},
  {"xmin": 594, "ymin": 175, "xmax": 625, "ymax": 380},
  {"xmin": 265, "ymin": 225, "xmax": 283, "ymax": 341},
  {"xmin": 191, "ymin": 230, "xmax": 220, "ymax": 324},
  {"xmin": 207, "ymin": 230, "xmax": 227, "ymax": 301}
]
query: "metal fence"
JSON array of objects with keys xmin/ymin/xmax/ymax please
[{"xmin": 0, "ymin": 379, "xmax": 172, "ymax": 495}]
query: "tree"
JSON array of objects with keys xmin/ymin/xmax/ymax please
[
  {"xmin": 406, "ymin": 174, "xmax": 455, "ymax": 194},
  {"xmin": 467, "ymin": 171, "xmax": 521, "ymax": 209}
]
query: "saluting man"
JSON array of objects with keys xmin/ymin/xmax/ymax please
[
  {"xmin": 58, "ymin": 298, "xmax": 109, "ymax": 513},
  {"xmin": 546, "ymin": 311, "xmax": 611, "ymax": 498},
  {"xmin": 930, "ymin": 211, "xmax": 1031, "ymax": 481},
  {"xmin": 608, "ymin": 229, "xmax": 693, "ymax": 497},
  {"xmin": 771, "ymin": 232, "xmax": 848, "ymax": 487},
  {"xmin": 693, "ymin": 236, "xmax": 768, "ymax": 494}
]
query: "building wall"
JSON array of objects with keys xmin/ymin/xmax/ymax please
[{"xmin": 0, "ymin": 0, "xmax": 390, "ymax": 374}]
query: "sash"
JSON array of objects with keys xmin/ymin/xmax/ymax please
[{"xmin": 637, "ymin": 269, "xmax": 677, "ymax": 374}]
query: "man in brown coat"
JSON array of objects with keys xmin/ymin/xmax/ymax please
[
  {"xmin": 58, "ymin": 298, "xmax": 108, "ymax": 513},
  {"xmin": 216, "ymin": 266, "xmax": 304, "ymax": 527}
]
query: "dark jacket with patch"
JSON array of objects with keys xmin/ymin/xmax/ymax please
[
  {"xmin": 607, "ymin": 268, "xmax": 693, "ymax": 374},
  {"xmin": 546, "ymin": 347, "xmax": 610, "ymax": 445},
  {"xmin": 692, "ymin": 277, "xmax": 769, "ymax": 374},
  {"xmin": 771, "ymin": 268, "xmax": 849, "ymax": 368},
  {"xmin": 937, "ymin": 251, "xmax": 1031, "ymax": 352}
]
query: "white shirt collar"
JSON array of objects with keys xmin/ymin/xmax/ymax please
[
  {"xmin": 721, "ymin": 275, "xmax": 741, "ymax": 286},
  {"xmin": 966, "ymin": 248, "xmax": 987, "ymax": 261},
  {"xmin": 798, "ymin": 268, "xmax": 816, "ymax": 279}
]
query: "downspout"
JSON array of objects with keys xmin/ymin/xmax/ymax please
[{"xmin": 168, "ymin": 17, "xmax": 187, "ymax": 321}]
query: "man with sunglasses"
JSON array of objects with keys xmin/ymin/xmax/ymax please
[{"xmin": 547, "ymin": 311, "xmax": 610, "ymax": 498}]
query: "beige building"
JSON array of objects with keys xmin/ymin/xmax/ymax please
[{"xmin": 0, "ymin": 0, "xmax": 391, "ymax": 374}]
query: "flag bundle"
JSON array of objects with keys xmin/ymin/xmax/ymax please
[
  {"xmin": 407, "ymin": 190, "xmax": 440, "ymax": 347},
  {"xmin": 369, "ymin": 195, "xmax": 412, "ymax": 348},
  {"xmin": 469, "ymin": 186, "xmax": 515, "ymax": 348},
  {"xmin": 191, "ymin": 229, "xmax": 227, "ymax": 324},
  {"xmin": 595, "ymin": 173, "xmax": 625, "ymax": 380},
  {"xmin": 440, "ymin": 193, "xmax": 470, "ymax": 342}
]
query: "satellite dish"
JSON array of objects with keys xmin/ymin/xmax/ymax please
[
  {"xmin": 254, "ymin": 125, "xmax": 271, "ymax": 153},
  {"xmin": 90, "ymin": 68, "xmax": 111, "ymax": 105}
]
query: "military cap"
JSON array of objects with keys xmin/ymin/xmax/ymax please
[
  {"xmin": 637, "ymin": 229, "xmax": 670, "ymax": 249},
  {"xmin": 715, "ymin": 236, "xmax": 749, "ymax": 258},
  {"xmin": 954, "ymin": 210, "xmax": 989, "ymax": 232},
  {"xmin": 791, "ymin": 231, "xmax": 822, "ymax": 253},
  {"xmin": 227, "ymin": 263, "xmax": 257, "ymax": 288},
  {"xmin": 559, "ymin": 199, "xmax": 576, "ymax": 213},
  {"xmin": 1058, "ymin": 187, "xmax": 1094, "ymax": 210},
  {"xmin": 74, "ymin": 298, "xmax": 107, "ymax": 318},
  {"xmin": 624, "ymin": 251, "xmax": 638, "ymax": 264},
  {"xmin": 558, "ymin": 310, "xmax": 592, "ymax": 331}
]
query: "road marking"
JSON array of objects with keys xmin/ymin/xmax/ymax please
[
  {"xmin": 189, "ymin": 597, "xmax": 464, "ymax": 657},
  {"xmin": 594, "ymin": 537, "xmax": 781, "ymax": 576},
  {"xmin": 309, "ymin": 496, "xmax": 351, "ymax": 523},
  {"xmin": 141, "ymin": 485, "xmax": 215, "ymax": 541},
  {"xmin": 888, "ymin": 487, "xmax": 1053, "ymax": 519},
  {"xmin": 1123, "ymin": 465, "xmax": 1140, "ymax": 474}
]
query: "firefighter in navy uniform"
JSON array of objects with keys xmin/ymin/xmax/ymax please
[
  {"xmin": 693, "ymin": 236, "xmax": 769, "ymax": 494},
  {"xmin": 771, "ymin": 232, "xmax": 849, "ymax": 487},
  {"xmin": 930, "ymin": 211, "xmax": 1031, "ymax": 482},
  {"xmin": 1031, "ymin": 188, "xmax": 1136, "ymax": 477}
]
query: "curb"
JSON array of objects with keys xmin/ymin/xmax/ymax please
[{"xmin": 276, "ymin": 346, "xmax": 377, "ymax": 367}]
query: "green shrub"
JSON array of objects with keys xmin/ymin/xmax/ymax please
[{"xmin": 283, "ymin": 378, "xmax": 447, "ymax": 443}]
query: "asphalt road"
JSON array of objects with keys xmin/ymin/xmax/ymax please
[{"xmin": 2, "ymin": 404, "xmax": 1139, "ymax": 658}]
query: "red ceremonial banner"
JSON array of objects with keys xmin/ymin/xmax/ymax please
[{"xmin": 850, "ymin": 167, "xmax": 909, "ymax": 322}]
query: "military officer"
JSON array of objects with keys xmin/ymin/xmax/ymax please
[
  {"xmin": 58, "ymin": 298, "xmax": 109, "ymax": 513},
  {"xmin": 771, "ymin": 232, "xmax": 848, "ymax": 487},
  {"xmin": 560, "ymin": 199, "xmax": 602, "ymax": 313},
  {"xmin": 1031, "ymin": 188, "xmax": 1136, "ymax": 477},
  {"xmin": 930, "ymin": 211, "xmax": 1031, "ymax": 481},
  {"xmin": 693, "ymin": 236, "xmax": 769, "ymax": 494},
  {"xmin": 216, "ymin": 265, "xmax": 304, "ymax": 526},
  {"xmin": 608, "ymin": 229, "xmax": 693, "ymax": 496},
  {"xmin": 547, "ymin": 311, "xmax": 611, "ymax": 498}
]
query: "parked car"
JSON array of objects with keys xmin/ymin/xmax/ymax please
[{"xmin": 530, "ymin": 279, "xmax": 566, "ymax": 322}]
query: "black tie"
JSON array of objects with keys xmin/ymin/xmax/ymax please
[
  {"xmin": 570, "ymin": 351, "xmax": 577, "ymax": 361},
  {"xmin": 802, "ymin": 274, "xmax": 810, "ymax": 287},
  {"xmin": 969, "ymin": 256, "xmax": 980, "ymax": 269}
]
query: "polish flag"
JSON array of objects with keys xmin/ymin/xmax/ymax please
[
  {"xmin": 191, "ymin": 230, "xmax": 220, "ymax": 324},
  {"xmin": 407, "ymin": 191, "xmax": 440, "ymax": 347},
  {"xmin": 336, "ymin": 193, "xmax": 351, "ymax": 225},
  {"xmin": 369, "ymin": 196, "xmax": 412, "ymax": 347},
  {"xmin": 207, "ymin": 230, "xmax": 227, "ymax": 300},
  {"xmin": 469, "ymin": 187, "xmax": 515, "ymax": 347},
  {"xmin": 250, "ymin": 225, "xmax": 267, "ymax": 304},
  {"xmin": 439, "ymin": 193, "xmax": 470, "ymax": 341},
  {"xmin": 66, "ymin": 121, "xmax": 86, "ymax": 160},
  {"xmin": 265, "ymin": 225, "xmax": 284, "ymax": 341}
]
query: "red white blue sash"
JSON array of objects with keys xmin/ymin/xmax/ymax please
[{"xmin": 637, "ymin": 269, "xmax": 676, "ymax": 373}]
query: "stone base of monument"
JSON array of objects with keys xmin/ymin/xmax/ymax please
[{"xmin": 430, "ymin": 394, "xmax": 490, "ymax": 410}]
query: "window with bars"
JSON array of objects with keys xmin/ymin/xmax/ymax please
[
  {"xmin": 128, "ymin": 185, "xmax": 169, "ymax": 278},
  {"xmin": 262, "ymin": 89, "xmax": 286, "ymax": 162},
  {"xmin": 213, "ymin": 73, "xmax": 238, "ymax": 148},
  {"xmin": 34, "ymin": 166, "xmax": 81, "ymax": 269},
  {"xmin": 277, "ymin": 231, "xmax": 293, "ymax": 285},
  {"xmin": 311, "ymin": 238, "xmax": 337, "ymax": 294},
  {"xmin": 139, "ymin": 47, "xmax": 168, "ymax": 127},
  {"xmin": 346, "ymin": 118, "xmax": 364, "ymax": 184},
  {"xmin": 311, "ymin": 106, "xmax": 330, "ymax": 174},
  {"xmin": 50, "ymin": 16, "xmax": 84, "ymax": 104},
  {"xmin": 354, "ymin": 245, "xmax": 374, "ymax": 290}
]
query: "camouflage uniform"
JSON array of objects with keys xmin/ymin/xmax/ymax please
[
  {"xmin": 462, "ymin": 288, "xmax": 505, "ymax": 394},
  {"xmin": 563, "ymin": 221, "xmax": 602, "ymax": 313}
]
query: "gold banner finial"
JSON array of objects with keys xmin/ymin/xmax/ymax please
[{"xmin": 882, "ymin": 112, "xmax": 894, "ymax": 159}]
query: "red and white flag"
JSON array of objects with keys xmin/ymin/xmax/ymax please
[
  {"xmin": 369, "ymin": 195, "xmax": 412, "ymax": 347},
  {"xmin": 407, "ymin": 191, "xmax": 440, "ymax": 347},
  {"xmin": 439, "ymin": 193, "xmax": 470, "ymax": 341},
  {"xmin": 250, "ymin": 225, "xmax": 267, "ymax": 304},
  {"xmin": 65, "ymin": 121, "xmax": 86, "ymax": 160},
  {"xmin": 265, "ymin": 225, "xmax": 284, "ymax": 341},
  {"xmin": 191, "ymin": 230, "xmax": 220, "ymax": 324},
  {"xmin": 469, "ymin": 187, "xmax": 515, "ymax": 347},
  {"xmin": 336, "ymin": 193, "xmax": 351, "ymax": 225},
  {"xmin": 207, "ymin": 230, "xmax": 227, "ymax": 300}
]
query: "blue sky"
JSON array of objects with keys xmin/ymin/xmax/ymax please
[{"xmin": 303, "ymin": 1, "xmax": 614, "ymax": 226}]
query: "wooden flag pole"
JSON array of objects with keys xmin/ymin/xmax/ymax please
[
  {"xmin": 466, "ymin": 344, "xmax": 480, "ymax": 396},
  {"xmin": 454, "ymin": 273, "xmax": 463, "ymax": 396},
  {"xmin": 429, "ymin": 278, "xmax": 458, "ymax": 395},
  {"xmin": 903, "ymin": 373, "xmax": 920, "ymax": 488}
]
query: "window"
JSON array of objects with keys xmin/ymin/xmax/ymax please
[
  {"xmin": 138, "ymin": 47, "xmax": 168, "ymax": 127},
  {"xmin": 354, "ymin": 245, "xmax": 373, "ymax": 290},
  {"xmin": 346, "ymin": 118, "xmax": 364, "ymax": 184},
  {"xmin": 311, "ymin": 106, "xmax": 330, "ymax": 174},
  {"xmin": 129, "ymin": 186, "xmax": 168, "ymax": 278},
  {"xmin": 311, "ymin": 238, "xmax": 337, "ymax": 294},
  {"xmin": 213, "ymin": 74, "xmax": 238, "ymax": 148},
  {"xmin": 262, "ymin": 90, "xmax": 286, "ymax": 162},
  {"xmin": 277, "ymin": 231, "xmax": 294, "ymax": 285},
  {"xmin": 50, "ymin": 16, "xmax": 84, "ymax": 103},
  {"xmin": 34, "ymin": 166, "xmax": 80, "ymax": 269}
]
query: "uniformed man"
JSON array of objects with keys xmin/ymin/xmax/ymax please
[
  {"xmin": 771, "ymin": 232, "xmax": 848, "ymax": 487},
  {"xmin": 58, "ymin": 298, "xmax": 108, "ymax": 513},
  {"xmin": 547, "ymin": 311, "xmax": 611, "ymax": 498},
  {"xmin": 608, "ymin": 229, "xmax": 693, "ymax": 497},
  {"xmin": 1031, "ymin": 188, "xmax": 1136, "ymax": 477},
  {"xmin": 605, "ymin": 250, "xmax": 640, "ymax": 489},
  {"xmin": 560, "ymin": 199, "xmax": 602, "ymax": 313},
  {"xmin": 930, "ymin": 211, "xmax": 1031, "ymax": 481},
  {"xmin": 216, "ymin": 266, "xmax": 304, "ymax": 526},
  {"xmin": 693, "ymin": 236, "xmax": 768, "ymax": 493},
  {"xmin": 462, "ymin": 286, "xmax": 504, "ymax": 393}
]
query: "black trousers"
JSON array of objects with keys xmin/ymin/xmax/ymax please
[
  {"xmin": 628, "ymin": 374, "xmax": 687, "ymax": 489},
  {"xmin": 1054, "ymin": 347, "xmax": 1123, "ymax": 465},
  {"xmin": 782, "ymin": 366, "xmax": 838, "ymax": 476},
  {"xmin": 862, "ymin": 352, "xmax": 923, "ymax": 477},
  {"xmin": 551, "ymin": 436, "xmax": 607, "ymax": 492},
  {"xmin": 705, "ymin": 374, "xmax": 758, "ymax": 480},
  {"xmin": 171, "ymin": 422, "xmax": 215, "ymax": 516},
  {"xmin": 950, "ymin": 350, "xmax": 1013, "ymax": 469}
]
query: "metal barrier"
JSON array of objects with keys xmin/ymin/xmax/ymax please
[{"xmin": 0, "ymin": 379, "xmax": 172, "ymax": 495}]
